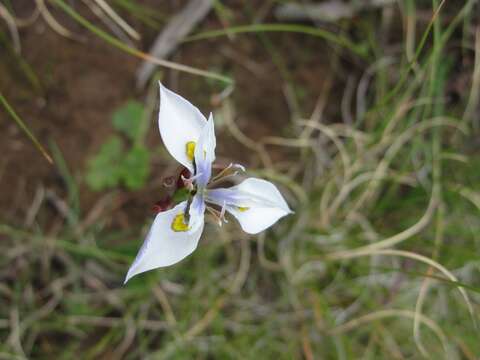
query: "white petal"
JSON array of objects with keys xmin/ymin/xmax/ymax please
[
  {"xmin": 206, "ymin": 178, "xmax": 293, "ymax": 234},
  {"xmin": 158, "ymin": 82, "xmax": 207, "ymax": 172},
  {"xmin": 124, "ymin": 201, "xmax": 204, "ymax": 283},
  {"xmin": 188, "ymin": 193, "xmax": 206, "ymax": 232},
  {"xmin": 227, "ymin": 206, "xmax": 290, "ymax": 234},
  {"xmin": 194, "ymin": 113, "xmax": 216, "ymax": 188}
]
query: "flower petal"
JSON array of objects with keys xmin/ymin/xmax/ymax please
[
  {"xmin": 188, "ymin": 193, "xmax": 206, "ymax": 232},
  {"xmin": 206, "ymin": 178, "xmax": 292, "ymax": 234},
  {"xmin": 158, "ymin": 83, "xmax": 207, "ymax": 172},
  {"xmin": 194, "ymin": 113, "xmax": 216, "ymax": 188},
  {"xmin": 124, "ymin": 201, "xmax": 204, "ymax": 283}
]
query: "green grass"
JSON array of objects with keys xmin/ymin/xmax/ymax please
[
  {"xmin": 1, "ymin": 0, "xmax": 480, "ymax": 359},
  {"xmin": 0, "ymin": 93, "xmax": 52, "ymax": 164}
]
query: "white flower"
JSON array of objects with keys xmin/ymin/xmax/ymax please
[{"xmin": 124, "ymin": 83, "xmax": 293, "ymax": 283}]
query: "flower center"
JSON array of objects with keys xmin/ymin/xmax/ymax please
[
  {"xmin": 171, "ymin": 213, "xmax": 190, "ymax": 232},
  {"xmin": 186, "ymin": 141, "xmax": 196, "ymax": 161}
]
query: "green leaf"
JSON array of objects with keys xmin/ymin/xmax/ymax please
[
  {"xmin": 172, "ymin": 187, "xmax": 189, "ymax": 203},
  {"xmin": 120, "ymin": 146, "xmax": 150, "ymax": 190},
  {"xmin": 85, "ymin": 136, "xmax": 124, "ymax": 191},
  {"xmin": 112, "ymin": 100, "xmax": 144, "ymax": 141}
]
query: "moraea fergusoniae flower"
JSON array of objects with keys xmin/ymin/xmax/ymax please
[{"xmin": 124, "ymin": 83, "xmax": 293, "ymax": 283}]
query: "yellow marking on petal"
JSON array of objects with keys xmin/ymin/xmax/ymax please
[
  {"xmin": 171, "ymin": 213, "xmax": 190, "ymax": 232},
  {"xmin": 186, "ymin": 141, "xmax": 196, "ymax": 161},
  {"xmin": 237, "ymin": 206, "xmax": 250, "ymax": 212}
]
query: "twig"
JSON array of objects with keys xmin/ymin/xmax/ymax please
[{"xmin": 136, "ymin": 0, "xmax": 214, "ymax": 88}]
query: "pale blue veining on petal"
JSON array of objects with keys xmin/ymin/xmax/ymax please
[
  {"xmin": 194, "ymin": 114, "xmax": 216, "ymax": 189},
  {"xmin": 189, "ymin": 193, "xmax": 205, "ymax": 232}
]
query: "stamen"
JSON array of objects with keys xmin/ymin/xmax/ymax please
[
  {"xmin": 237, "ymin": 206, "xmax": 249, "ymax": 212},
  {"xmin": 206, "ymin": 203, "xmax": 229, "ymax": 227},
  {"xmin": 171, "ymin": 213, "xmax": 190, "ymax": 232},
  {"xmin": 186, "ymin": 141, "xmax": 196, "ymax": 161},
  {"xmin": 218, "ymin": 201, "xmax": 228, "ymax": 226},
  {"xmin": 181, "ymin": 172, "xmax": 203, "ymax": 191},
  {"xmin": 206, "ymin": 206, "xmax": 222, "ymax": 226},
  {"xmin": 209, "ymin": 163, "xmax": 246, "ymax": 187},
  {"xmin": 176, "ymin": 168, "xmax": 192, "ymax": 189}
]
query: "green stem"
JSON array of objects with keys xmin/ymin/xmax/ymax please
[
  {"xmin": 0, "ymin": 93, "xmax": 53, "ymax": 164},
  {"xmin": 184, "ymin": 23, "xmax": 368, "ymax": 58}
]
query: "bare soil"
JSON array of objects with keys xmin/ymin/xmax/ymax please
[{"xmin": 0, "ymin": 1, "xmax": 334, "ymax": 227}]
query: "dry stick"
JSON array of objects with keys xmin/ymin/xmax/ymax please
[{"xmin": 136, "ymin": 0, "xmax": 214, "ymax": 88}]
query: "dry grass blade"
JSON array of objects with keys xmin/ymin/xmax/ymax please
[
  {"xmin": 82, "ymin": 0, "xmax": 134, "ymax": 46},
  {"xmin": 413, "ymin": 269, "xmax": 434, "ymax": 357},
  {"xmin": 52, "ymin": 0, "xmax": 232, "ymax": 84},
  {"xmin": 299, "ymin": 120, "xmax": 352, "ymax": 185},
  {"xmin": 327, "ymin": 249, "xmax": 476, "ymax": 327},
  {"xmin": 92, "ymin": 0, "xmax": 140, "ymax": 40},
  {"xmin": 353, "ymin": 117, "xmax": 467, "ymax": 212},
  {"xmin": 330, "ymin": 183, "xmax": 439, "ymax": 258},
  {"xmin": 36, "ymin": 0, "xmax": 76, "ymax": 39},
  {"xmin": 330, "ymin": 309, "xmax": 448, "ymax": 353},
  {"xmin": 0, "ymin": 3, "xmax": 21, "ymax": 53},
  {"xmin": 463, "ymin": 27, "xmax": 480, "ymax": 129}
]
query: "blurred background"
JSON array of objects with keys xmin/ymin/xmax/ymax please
[{"xmin": 1, "ymin": 0, "xmax": 480, "ymax": 358}]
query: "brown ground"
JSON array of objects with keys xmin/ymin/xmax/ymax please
[{"xmin": 0, "ymin": 0, "xmax": 334, "ymax": 227}]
